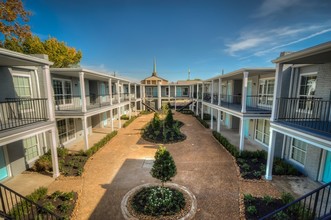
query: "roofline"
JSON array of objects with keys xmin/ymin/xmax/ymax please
[
  {"xmin": 272, "ymin": 41, "xmax": 331, "ymax": 63},
  {"xmin": 51, "ymin": 68, "xmax": 140, "ymax": 84},
  {"xmin": 204, "ymin": 68, "xmax": 275, "ymax": 81},
  {"xmin": 0, "ymin": 48, "xmax": 53, "ymax": 65}
]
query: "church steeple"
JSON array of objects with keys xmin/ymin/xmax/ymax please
[{"xmin": 152, "ymin": 58, "xmax": 157, "ymax": 76}]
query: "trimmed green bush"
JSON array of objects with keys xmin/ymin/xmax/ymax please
[
  {"xmin": 86, "ymin": 131, "xmax": 118, "ymax": 157},
  {"xmin": 150, "ymin": 146, "xmax": 177, "ymax": 185},
  {"xmin": 195, "ymin": 115, "xmax": 210, "ymax": 128},
  {"xmin": 120, "ymin": 115, "xmax": 129, "ymax": 120},
  {"xmin": 123, "ymin": 116, "xmax": 138, "ymax": 128},
  {"xmin": 212, "ymin": 131, "xmax": 239, "ymax": 158},
  {"xmin": 273, "ymin": 158, "xmax": 301, "ymax": 176}
]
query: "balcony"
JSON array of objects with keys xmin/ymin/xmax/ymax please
[
  {"xmin": 276, "ymin": 98, "xmax": 331, "ymax": 136},
  {"xmin": 203, "ymin": 94, "xmax": 272, "ymax": 114},
  {"xmin": 0, "ymin": 98, "xmax": 48, "ymax": 131}
]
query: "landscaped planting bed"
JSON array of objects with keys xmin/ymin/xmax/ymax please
[
  {"xmin": 32, "ymin": 131, "xmax": 118, "ymax": 177},
  {"xmin": 212, "ymin": 131, "xmax": 302, "ymax": 180},
  {"xmin": 10, "ymin": 187, "xmax": 77, "ymax": 219},
  {"xmin": 123, "ymin": 116, "xmax": 138, "ymax": 128},
  {"xmin": 142, "ymin": 111, "xmax": 186, "ymax": 143},
  {"xmin": 244, "ymin": 192, "xmax": 312, "ymax": 220}
]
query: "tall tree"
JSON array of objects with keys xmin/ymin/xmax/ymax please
[{"xmin": 0, "ymin": 0, "xmax": 31, "ymax": 42}]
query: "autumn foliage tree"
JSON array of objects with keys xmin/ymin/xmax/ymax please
[
  {"xmin": 0, "ymin": 0, "xmax": 82, "ymax": 68},
  {"xmin": 0, "ymin": 0, "xmax": 31, "ymax": 41}
]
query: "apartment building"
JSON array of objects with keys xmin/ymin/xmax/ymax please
[
  {"xmin": 50, "ymin": 68, "xmax": 142, "ymax": 151},
  {"xmin": 0, "ymin": 49, "xmax": 59, "ymax": 181},
  {"xmin": 200, "ymin": 68, "xmax": 275, "ymax": 152},
  {"xmin": 265, "ymin": 41, "xmax": 331, "ymax": 182}
]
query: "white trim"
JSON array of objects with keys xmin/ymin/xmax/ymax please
[
  {"xmin": 11, "ymin": 73, "xmax": 33, "ymax": 98},
  {"xmin": 24, "ymin": 135, "xmax": 40, "ymax": 164},
  {"xmin": 56, "ymin": 118, "xmax": 76, "ymax": 146},
  {"xmin": 53, "ymin": 78, "xmax": 74, "ymax": 107},
  {"xmin": 33, "ymin": 69, "xmax": 41, "ymax": 98},
  {"xmin": 254, "ymin": 119, "xmax": 270, "ymax": 147}
]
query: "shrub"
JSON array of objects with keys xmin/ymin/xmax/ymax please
[
  {"xmin": 273, "ymin": 158, "xmax": 300, "ymax": 176},
  {"xmin": 33, "ymin": 154, "xmax": 52, "ymax": 172},
  {"xmin": 150, "ymin": 146, "xmax": 177, "ymax": 186},
  {"xmin": 42, "ymin": 202, "xmax": 56, "ymax": 213},
  {"xmin": 58, "ymin": 201, "xmax": 71, "ymax": 213},
  {"xmin": 57, "ymin": 147, "xmax": 68, "ymax": 158},
  {"xmin": 50, "ymin": 191, "xmax": 62, "ymax": 201},
  {"xmin": 161, "ymin": 103, "xmax": 170, "ymax": 115},
  {"xmin": 86, "ymin": 131, "xmax": 118, "ymax": 157},
  {"xmin": 195, "ymin": 115, "xmax": 209, "ymax": 128},
  {"xmin": 120, "ymin": 115, "xmax": 129, "ymax": 120},
  {"xmin": 281, "ymin": 192, "xmax": 295, "ymax": 204},
  {"xmin": 253, "ymin": 170, "xmax": 262, "ymax": 178},
  {"xmin": 273, "ymin": 211, "xmax": 290, "ymax": 220},
  {"xmin": 212, "ymin": 131, "xmax": 239, "ymax": 158},
  {"xmin": 123, "ymin": 116, "xmax": 138, "ymax": 128},
  {"xmin": 241, "ymin": 163, "xmax": 250, "ymax": 172},
  {"xmin": 244, "ymin": 194, "xmax": 255, "ymax": 204},
  {"xmin": 27, "ymin": 187, "xmax": 48, "ymax": 202},
  {"xmin": 246, "ymin": 205, "xmax": 257, "ymax": 215},
  {"xmin": 60, "ymin": 191, "xmax": 75, "ymax": 201},
  {"xmin": 165, "ymin": 109, "xmax": 174, "ymax": 127},
  {"xmin": 262, "ymin": 195, "xmax": 274, "ymax": 205},
  {"xmin": 151, "ymin": 113, "xmax": 161, "ymax": 130}
]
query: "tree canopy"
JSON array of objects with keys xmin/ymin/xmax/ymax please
[
  {"xmin": 0, "ymin": 0, "xmax": 32, "ymax": 41},
  {"xmin": 0, "ymin": 0, "xmax": 82, "ymax": 68}
]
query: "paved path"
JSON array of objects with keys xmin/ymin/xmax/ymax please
[{"xmin": 49, "ymin": 112, "xmax": 240, "ymax": 219}]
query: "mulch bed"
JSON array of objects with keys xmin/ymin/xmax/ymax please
[
  {"xmin": 59, "ymin": 154, "xmax": 88, "ymax": 176},
  {"xmin": 244, "ymin": 197, "xmax": 284, "ymax": 220}
]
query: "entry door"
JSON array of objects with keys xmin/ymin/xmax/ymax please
[
  {"xmin": 0, "ymin": 147, "xmax": 8, "ymax": 181},
  {"xmin": 246, "ymin": 80, "xmax": 252, "ymax": 106},
  {"xmin": 244, "ymin": 119, "xmax": 249, "ymax": 138},
  {"xmin": 323, "ymin": 151, "xmax": 331, "ymax": 183}
]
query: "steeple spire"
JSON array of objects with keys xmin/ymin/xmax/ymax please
[
  {"xmin": 188, "ymin": 68, "xmax": 191, "ymax": 80},
  {"xmin": 152, "ymin": 58, "xmax": 157, "ymax": 76}
]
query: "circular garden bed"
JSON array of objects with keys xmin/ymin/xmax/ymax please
[{"xmin": 121, "ymin": 183, "xmax": 197, "ymax": 220}]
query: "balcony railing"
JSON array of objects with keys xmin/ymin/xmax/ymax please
[
  {"xmin": 0, "ymin": 98, "xmax": 48, "ymax": 131},
  {"xmin": 202, "ymin": 94, "xmax": 272, "ymax": 113},
  {"xmin": 276, "ymin": 97, "xmax": 331, "ymax": 135},
  {"xmin": 54, "ymin": 94, "xmax": 112, "ymax": 111}
]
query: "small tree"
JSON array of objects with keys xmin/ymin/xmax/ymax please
[
  {"xmin": 165, "ymin": 109, "xmax": 174, "ymax": 127},
  {"xmin": 150, "ymin": 146, "xmax": 177, "ymax": 187},
  {"xmin": 152, "ymin": 112, "xmax": 161, "ymax": 130}
]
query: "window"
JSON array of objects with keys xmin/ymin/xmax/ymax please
[
  {"xmin": 182, "ymin": 87, "xmax": 189, "ymax": 96},
  {"xmin": 53, "ymin": 79, "xmax": 73, "ymax": 105},
  {"xmin": 146, "ymin": 87, "xmax": 153, "ymax": 97},
  {"xmin": 23, "ymin": 136, "xmax": 39, "ymax": 162},
  {"xmin": 255, "ymin": 119, "xmax": 270, "ymax": 146},
  {"xmin": 165, "ymin": 87, "xmax": 169, "ymax": 96},
  {"xmin": 13, "ymin": 75, "xmax": 32, "ymax": 98},
  {"xmin": 290, "ymin": 138, "xmax": 307, "ymax": 165},
  {"xmin": 258, "ymin": 79, "xmax": 274, "ymax": 106},
  {"xmin": 298, "ymin": 74, "xmax": 317, "ymax": 111},
  {"xmin": 57, "ymin": 119, "xmax": 75, "ymax": 144}
]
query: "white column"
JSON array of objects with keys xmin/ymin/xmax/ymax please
[
  {"xmin": 168, "ymin": 85, "xmax": 170, "ymax": 101},
  {"xmin": 82, "ymin": 116, "xmax": 89, "ymax": 151},
  {"xmin": 128, "ymin": 83, "xmax": 132, "ymax": 118},
  {"xmin": 201, "ymin": 104, "xmax": 204, "ymax": 119},
  {"xmin": 50, "ymin": 128, "xmax": 59, "ymax": 178},
  {"xmin": 210, "ymin": 108, "xmax": 214, "ymax": 130},
  {"xmin": 157, "ymin": 82, "xmax": 162, "ymax": 110},
  {"xmin": 211, "ymin": 80, "xmax": 214, "ymax": 104},
  {"xmin": 265, "ymin": 128, "xmax": 276, "ymax": 180},
  {"xmin": 217, "ymin": 110, "xmax": 221, "ymax": 132},
  {"xmin": 118, "ymin": 107, "xmax": 122, "ymax": 128},
  {"xmin": 110, "ymin": 109, "xmax": 114, "ymax": 131},
  {"xmin": 174, "ymin": 85, "xmax": 177, "ymax": 110},
  {"xmin": 271, "ymin": 63, "xmax": 284, "ymax": 121},
  {"xmin": 117, "ymin": 80, "xmax": 120, "ymax": 104},
  {"xmin": 218, "ymin": 78, "xmax": 222, "ymax": 106},
  {"xmin": 42, "ymin": 65, "xmax": 55, "ymax": 121},
  {"xmin": 142, "ymin": 85, "xmax": 145, "ymax": 110},
  {"xmin": 241, "ymin": 71, "xmax": 249, "ymax": 113},
  {"xmin": 134, "ymin": 84, "xmax": 137, "ymax": 99},
  {"xmin": 201, "ymin": 82, "xmax": 204, "ymax": 103},
  {"xmin": 239, "ymin": 118, "xmax": 245, "ymax": 152},
  {"xmin": 109, "ymin": 79, "xmax": 112, "ymax": 105},
  {"xmin": 79, "ymin": 72, "xmax": 87, "ymax": 112}
]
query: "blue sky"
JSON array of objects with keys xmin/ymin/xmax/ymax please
[{"xmin": 26, "ymin": 0, "xmax": 331, "ymax": 82}]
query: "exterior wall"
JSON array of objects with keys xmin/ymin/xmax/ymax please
[{"xmin": 314, "ymin": 63, "xmax": 331, "ymax": 100}]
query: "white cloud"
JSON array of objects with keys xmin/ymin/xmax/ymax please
[
  {"xmin": 225, "ymin": 37, "xmax": 268, "ymax": 56},
  {"xmin": 256, "ymin": 0, "xmax": 302, "ymax": 17},
  {"xmin": 225, "ymin": 22, "xmax": 331, "ymax": 58}
]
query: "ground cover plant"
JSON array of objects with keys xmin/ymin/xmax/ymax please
[
  {"xmin": 142, "ymin": 111, "xmax": 185, "ymax": 143},
  {"xmin": 131, "ymin": 146, "xmax": 186, "ymax": 216},
  {"xmin": 32, "ymin": 131, "xmax": 118, "ymax": 176},
  {"xmin": 212, "ymin": 131, "xmax": 302, "ymax": 180},
  {"xmin": 10, "ymin": 187, "xmax": 77, "ymax": 220}
]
